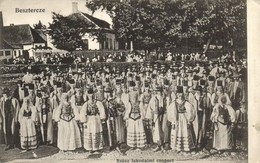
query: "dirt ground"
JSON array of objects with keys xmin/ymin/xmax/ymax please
[{"xmin": 0, "ymin": 143, "xmax": 247, "ymax": 163}]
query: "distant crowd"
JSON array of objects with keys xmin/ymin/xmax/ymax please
[{"xmin": 5, "ymin": 51, "xmax": 241, "ymax": 65}]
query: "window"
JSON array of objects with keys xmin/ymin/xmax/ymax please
[{"xmin": 5, "ymin": 51, "xmax": 11, "ymax": 56}]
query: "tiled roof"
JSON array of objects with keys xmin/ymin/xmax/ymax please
[
  {"xmin": 3, "ymin": 24, "xmax": 46, "ymax": 47},
  {"xmin": 80, "ymin": 12, "xmax": 110, "ymax": 29},
  {"xmin": 3, "ymin": 24, "xmax": 34, "ymax": 45}
]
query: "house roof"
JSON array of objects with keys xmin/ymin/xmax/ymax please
[
  {"xmin": 3, "ymin": 24, "xmax": 46, "ymax": 47},
  {"xmin": 3, "ymin": 40, "xmax": 22, "ymax": 49},
  {"xmin": 80, "ymin": 12, "xmax": 111, "ymax": 29}
]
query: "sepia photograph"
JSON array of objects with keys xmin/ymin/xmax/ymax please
[{"xmin": 0, "ymin": 0, "xmax": 252, "ymax": 162}]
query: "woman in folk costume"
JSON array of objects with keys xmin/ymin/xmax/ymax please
[
  {"xmin": 186, "ymin": 69, "xmax": 193, "ymax": 87},
  {"xmin": 67, "ymin": 79, "xmax": 76, "ymax": 97},
  {"xmin": 211, "ymin": 81, "xmax": 231, "ymax": 107},
  {"xmin": 103, "ymin": 86, "xmax": 125, "ymax": 154},
  {"xmin": 0, "ymin": 88, "xmax": 20, "ymax": 150},
  {"xmin": 139, "ymin": 80, "xmax": 153, "ymax": 145},
  {"xmin": 49, "ymin": 81, "xmax": 63, "ymax": 146},
  {"xmin": 37, "ymin": 87, "xmax": 54, "ymax": 145},
  {"xmin": 113, "ymin": 85, "xmax": 127, "ymax": 152},
  {"xmin": 146, "ymin": 86, "xmax": 169, "ymax": 152},
  {"xmin": 170, "ymin": 74, "xmax": 178, "ymax": 102},
  {"xmin": 124, "ymin": 81, "xmax": 147, "ymax": 150},
  {"xmin": 103, "ymin": 87, "xmax": 115, "ymax": 148},
  {"xmin": 194, "ymin": 86, "xmax": 212, "ymax": 150},
  {"xmin": 18, "ymin": 96, "xmax": 38, "ymax": 152},
  {"xmin": 183, "ymin": 80, "xmax": 199, "ymax": 146},
  {"xmin": 54, "ymin": 91, "xmax": 82, "ymax": 151},
  {"xmin": 210, "ymin": 95, "xmax": 236, "ymax": 153},
  {"xmin": 167, "ymin": 86, "xmax": 196, "ymax": 153},
  {"xmin": 80, "ymin": 88, "xmax": 106, "ymax": 153},
  {"xmin": 95, "ymin": 80, "xmax": 105, "ymax": 103},
  {"xmin": 71, "ymin": 85, "xmax": 85, "ymax": 140},
  {"xmin": 121, "ymin": 82, "xmax": 130, "ymax": 107}
]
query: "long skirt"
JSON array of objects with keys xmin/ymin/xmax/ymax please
[
  {"xmin": 57, "ymin": 119, "xmax": 82, "ymax": 150},
  {"xmin": 82, "ymin": 115, "xmax": 103, "ymax": 151},
  {"xmin": 170, "ymin": 114, "xmax": 196, "ymax": 152},
  {"xmin": 44, "ymin": 112, "xmax": 53, "ymax": 144},
  {"xmin": 0, "ymin": 122, "xmax": 5, "ymax": 144},
  {"xmin": 127, "ymin": 118, "xmax": 146, "ymax": 148},
  {"xmin": 213, "ymin": 122, "xmax": 233, "ymax": 150},
  {"xmin": 143, "ymin": 119, "xmax": 153, "ymax": 144},
  {"xmin": 115, "ymin": 115, "xmax": 125, "ymax": 144},
  {"xmin": 153, "ymin": 114, "xmax": 170, "ymax": 145},
  {"xmin": 20, "ymin": 117, "xmax": 37, "ymax": 150}
]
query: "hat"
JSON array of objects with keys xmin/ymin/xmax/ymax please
[
  {"xmin": 136, "ymin": 76, "xmax": 141, "ymax": 81},
  {"xmin": 183, "ymin": 80, "xmax": 189, "ymax": 87},
  {"xmin": 89, "ymin": 77, "xmax": 95, "ymax": 83},
  {"xmin": 176, "ymin": 86, "xmax": 183, "ymax": 94},
  {"xmin": 200, "ymin": 79, "xmax": 206, "ymax": 86},
  {"xmin": 129, "ymin": 81, "xmax": 136, "ymax": 87},
  {"xmin": 87, "ymin": 88, "xmax": 94, "ymax": 94},
  {"xmin": 116, "ymin": 79, "xmax": 121, "ymax": 85},
  {"xmin": 164, "ymin": 79, "xmax": 170, "ymax": 85},
  {"xmin": 28, "ymin": 84, "xmax": 34, "ymax": 90},
  {"xmin": 105, "ymin": 78, "xmax": 110, "ymax": 83},
  {"xmin": 193, "ymin": 75, "xmax": 200, "ymax": 81},
  {"xmin": 2, "ymin": 88, "xmax": 10, "ymax": 95},
  {"xmin": 75, "ymin": 82, "xmax": 81, "ymax": 89},
  {"xmin": 128, "ymin": 72, "xmax": 133, "ymax": 77},
  {"xmin": 217, "ymin": 80, "xmax": 223, "ymax": 87},
  {"xmin": 96, "ymin": 80, "xmax": 102, "ymax": 86},
  {"xmin": 56, "ymin": 82, "xmax": 62, "ymax": 88},
  {"xmin": 68, "ymin": 79, "xmax": 75, "ymax": 84},
  {"xmin": 195, "ymin": 86, "xmax": 202, "ymax": 92},
  {"xmin": 17, "ymin": 80, "xmax": 23, "ymax": 85},
  {"xmin": 208, "ymin": 76, "xmax": 215, "ymax": 81},
  {"xmin": 144, "ymin": 81, "xmax": 149, "ymax": 88}
]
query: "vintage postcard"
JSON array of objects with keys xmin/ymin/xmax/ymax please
[{"xmin": 0, "ymin": 0, "xmax": 257, "ymax": 162}]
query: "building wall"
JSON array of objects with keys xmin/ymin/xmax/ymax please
[
  {"xmin": 23, "ymin": 44, "xmax": 33, "ymax": 50},
  {"xmin": 82, "ymin": 34, "xmax": 100, "ymax": 50},
  {"xmin": 33, "ymin": 43, "xmax": 46, "ymax": 48}
]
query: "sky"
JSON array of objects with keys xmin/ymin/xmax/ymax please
[{"xmin": 0, "ymin": 0, "xmax": 112, "ymax": 27}]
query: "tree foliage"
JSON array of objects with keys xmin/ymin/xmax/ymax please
[
  {"xmin": 86, "ymin": 0, "xmax": 246, "ymax": 51},
  {"xmin": 48, "ymin": 12, "xmax": 107, "ymax": 51}
]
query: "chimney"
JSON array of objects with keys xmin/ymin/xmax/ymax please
[
  {"xmin": 0, "ymin": 11, "xmax": 3, "ymax": 52},
  {"xmin": 72, "ymin": 2, "xmax": 78, "ymax": 13}
]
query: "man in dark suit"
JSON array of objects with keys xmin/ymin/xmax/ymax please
[
  {"xmin": 229, "ymin": 73, "xmax": 246, "ymax": 111},
  {"xmin": 12, "ymin": 80, "xmax": 24, "ymax": 106}
]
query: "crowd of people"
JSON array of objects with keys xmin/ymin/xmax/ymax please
[
  {"xmin": 8, "ymin": 50, "xmax": 219, "ymax": 65},
  {"xmin": 0, "ymin": 58, "xmax": 247, "ymax": 155}
]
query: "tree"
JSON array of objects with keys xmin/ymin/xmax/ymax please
[
  {"xmin": 33, "ymin": 20, "xmax": 46, "ymax": 29},
  {"xmin": 86, "ymin": 0, "xmax": 246, "ymax": 52},
  {"xmin": 48, "ymin": 12, "xmax": 106, "ymax": 51},
  {"xmin": 194, "ymin": 0, "xmax": 246, "ymax": 52}
]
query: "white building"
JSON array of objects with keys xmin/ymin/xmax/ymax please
[
  {"xmin": 2, "ymin": 24, "xmax": 47, "ymax": 59},
  {"xmin": 70, "ymin": 2, "xmax": 119, "ymax": 50}
]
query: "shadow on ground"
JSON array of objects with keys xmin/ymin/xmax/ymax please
[{"xmin": 0, "ymin": 144, "xmax": 59, "ymax": 162}]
